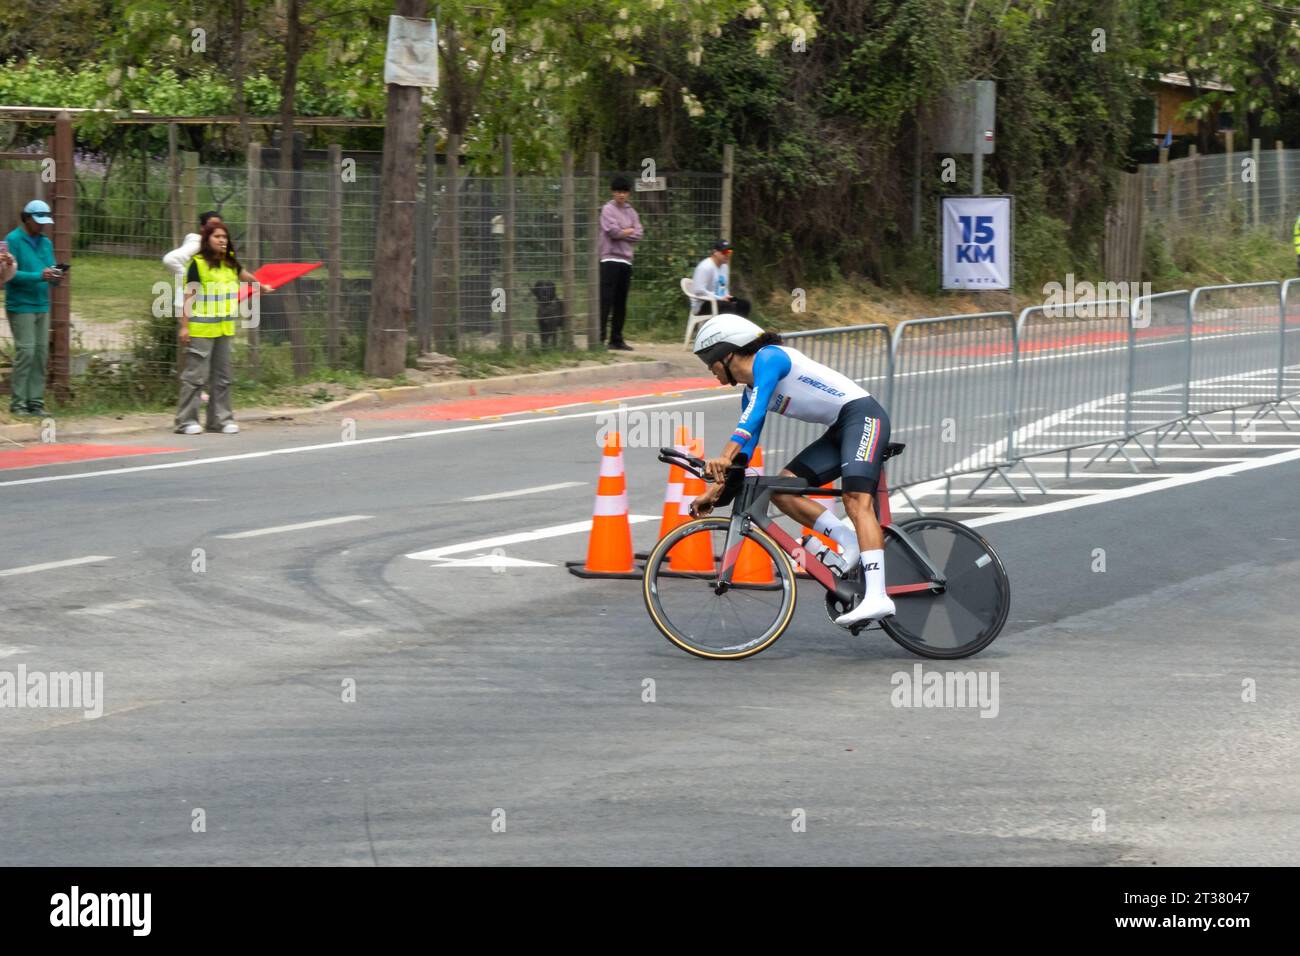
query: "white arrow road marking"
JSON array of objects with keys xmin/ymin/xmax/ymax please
[
  {"xmin": 430, "ymin": 555, "xmax": 557, "ymax": 568},
  {"xmin": 407, "ymin": 515, "xmax": 657, "ymax": 561},
  {"xmin": 216, "ymin": 515, "xmax": 374, "ymax": 539},
  {"xmin": 68, "ymin": 598, "xmax": 156, "ymax": 616},
  {"xmin": 0, "ymin": 556, "xmax": 114, "ymax": 577}
]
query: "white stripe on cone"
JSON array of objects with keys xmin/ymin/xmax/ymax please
[{"xmin": 593, "ymin": 493, "xmax": 629, "ymax": 516}]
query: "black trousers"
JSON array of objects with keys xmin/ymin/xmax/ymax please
[
  {"xmin": 694, "ymin": 297, "xmax": 751, "ymax": 319},
  {"xmin": 599, "ymin": 260, "xmax": 632, "ymax": 344},
  {"xmin": 723, "ymin": 297, "xmax": 751, "ymax": 317}
]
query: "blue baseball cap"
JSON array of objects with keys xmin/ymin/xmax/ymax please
[{"xmin": 23, "ymin": 199, "xmax": 53, "ymax": 224}]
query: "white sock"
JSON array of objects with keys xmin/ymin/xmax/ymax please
[
  {"xmin": 813, "ymin": 509, "xmax": 859, "ymax": 562},
  {"xmin": 860, "ymin": 549, "xmax": 886, "ymax": 598}
]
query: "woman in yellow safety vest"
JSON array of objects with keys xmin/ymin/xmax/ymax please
[{"xmin": 175, "ymin": 220, "xmax": 269, "ymax": 435}]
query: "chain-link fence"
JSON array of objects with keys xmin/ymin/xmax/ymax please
[
  {"xmin": 418, "ymin": 169, "xmax": 723, "ymax": 353},
  {"xmin": 3, "ymin": 135, "xmax": 725, "ymax": 408},
  {"xmin": 1140, "ymin": 146, "xmax": 1300, "ymax": 241}
]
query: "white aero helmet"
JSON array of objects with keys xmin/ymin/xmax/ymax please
[{"xmin": 693, "ymin": 314, "xmax": 764, "ymax": 366}]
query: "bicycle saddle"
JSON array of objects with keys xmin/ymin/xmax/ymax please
[{"xmin": 882, "ymin": 442, "xmax": 906, "ymax": 461}]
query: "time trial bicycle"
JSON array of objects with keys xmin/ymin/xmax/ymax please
[{"xmin": 642, "ymin": 442, "xmax": 1011, "ymax": 660}]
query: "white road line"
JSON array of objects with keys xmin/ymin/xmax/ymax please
[
  {"xmin": 0, "ymin": 555, "xmax": 114, "ymax": 577},
  {"xmin": 68, "ymin": 598, "xmax": 156, "ymax": 616},
  {"xmin": 942, "ymin": 471, "xmax": 1172, "ymax": 481},
  {"xmin": 966, "ymin": 446, "xmax": 1300, "ymax": 528},
  {"xmin": 894, "ymin": 506, "xmax": 1006, "ymax": 515},
  {"xmin": 216, "ymin": 515, "xmax": 374, "ymax": 539},
  {"xmin": 0, "ymin": 646, "xmax": 33, "ymax": 659},
  {"xmin": 1016, "ymin": 456, "xmax": 1254, "ymax": 463},
  {"xmin": 915, "ymin": 488, "xmax": 1120, "ymax": 497},
  {"xmin": 463, "ymin": 481, "xmax": 586, "ymax": 502},
  {"xmin": 0, "ymin": 393, "xmax": 738, "ymax": 490},
  {"xmin": 407, "ymin": 515, "xmax": 658, "ymax": 560}
]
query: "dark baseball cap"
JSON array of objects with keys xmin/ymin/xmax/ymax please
[{"xmin": 712, "ymin": 239, "xmax": 733, "ymax": 253}]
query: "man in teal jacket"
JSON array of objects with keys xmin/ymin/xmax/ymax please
[{"xmin": 4, "ymin": 199, "xmax": 59, "ymax": 415}]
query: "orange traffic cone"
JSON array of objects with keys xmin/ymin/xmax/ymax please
[
  {"xmin": 567, "ymin": 431, "xmax": 639, "ymax": 579},
  {"xmin": 733, "ymin": 445, "xmax": 774, "ymax": 585},
  {"xmin": 669, "ymin": 437, "xmax": 715, "ymax": 573},
  {"xmin": 657, "ymin": 425, "xmax": 691, "ymax": 541}
]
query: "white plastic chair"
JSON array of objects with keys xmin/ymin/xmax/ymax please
[{"xmin": 680, "ymin": 277, "xmax": 719, "ymax": 345}]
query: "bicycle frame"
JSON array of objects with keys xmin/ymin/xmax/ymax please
[{"xmin": 713, "ymin": 466, "xmax": 948, "ymax": 604}]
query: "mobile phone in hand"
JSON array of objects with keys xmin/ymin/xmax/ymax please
[{"xmin": 56, "ymin": 262, "xmax": 71, "ymax": 272}]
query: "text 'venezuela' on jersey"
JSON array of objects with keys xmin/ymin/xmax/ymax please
[{"xmin": 731, "ymin": 345, "xmax": 870, "ymax": 456}]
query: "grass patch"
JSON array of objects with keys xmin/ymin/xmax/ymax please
[{"xmin": 67, "ymin": 254, "xmax": 164, "ymax": 324}]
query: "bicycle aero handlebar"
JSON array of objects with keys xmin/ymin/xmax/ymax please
[
  {"xmin": 657, "ymin": 447, "xmax": 752, "ymax": 510},
  {"xmin": 656, "ymin": 447, "xmax": 750, "ymax": 482}
]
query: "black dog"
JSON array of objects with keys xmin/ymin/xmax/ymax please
[{"xmin": 530, "ymin": 280, "xmax": 566, "ymax": 347}]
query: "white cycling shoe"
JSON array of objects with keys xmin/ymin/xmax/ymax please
[{"xmin": 835, "ymin": 593, "xmax": 896, "ymax": 628}]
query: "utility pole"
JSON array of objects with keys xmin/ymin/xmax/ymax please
[{"xmin": 366, "ymin": 0, "xmax": 431, "ymax": 376}]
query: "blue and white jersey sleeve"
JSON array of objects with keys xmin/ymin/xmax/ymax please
[{"xmin": 731, "ymin": 346, "xmax": 792, "ymax": 456}]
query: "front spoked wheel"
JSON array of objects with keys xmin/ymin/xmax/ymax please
[
  {"xmin": 880, "ymin": 517, "xmax": 1011, "ymax": 659},
  {"xmin": 643, "ymin": 517, "xmax": 797, "ymax": 660}
]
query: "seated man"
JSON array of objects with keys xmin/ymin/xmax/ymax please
[
  {"xmin": 688, "ymin": 314, "xmax": 893, "ymax": 626},
  {"xmin": 691, "ymin": 240, "xmax": 750, "ymax": 317}
]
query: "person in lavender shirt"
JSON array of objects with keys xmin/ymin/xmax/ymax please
[{"xmin": 597, "ymin": 176, "xmax": 643, "ymax": 350}]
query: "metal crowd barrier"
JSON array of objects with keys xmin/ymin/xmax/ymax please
[
  {"xmin": 887, "ymin": 312, "xmax": 1016, "ymax": 489},
  {"xmin": 769, "ymin": 278, "xmax": 1300, "ymax": 504},
  {"xmin": 1012, "ymin": 300, "xmax": 1130, "ymax": 475},
  {"xmin": 759, "ymin": 324, "xmax": 892, "ymax": 475}
]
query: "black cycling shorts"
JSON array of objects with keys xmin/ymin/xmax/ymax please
[{"xmin": 785, "ymin": 396, "xmax": 890, "ymax": 494}]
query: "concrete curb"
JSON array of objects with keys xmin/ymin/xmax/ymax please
[{"xmin": 0, "ymin": 358, "xmax": 686, "ymax": 442}]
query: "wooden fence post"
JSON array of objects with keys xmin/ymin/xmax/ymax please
[
  {"xmin": 1251, "ymin": 137, "xmax": 1261, "ymax": 229},
  {"xmin": 168, "ymin": 123, "xmax": 182, "ymax": 246},
  {"xmin": 415, "ymin": 133, "xmax": 435, "ymax": 354},
  {"xmin": 48, "ymin": 113, "xmax": 74, "ymax": 399},
  {"xmin": 561, "ymin": 151, "xmax": 576, "ymax": 351},
  {"xmin": 1278, "ymin": 141, "xmax": 1289, "ymax": 242},
  {"xmin": 327, "ymin": 142, "xmax": 342, "ymax": 366},
  {"xmin": 446, "ymin": 134, "xmax": 461, "ymax": 353},
  {"xmin": 245, "ymin": 141, "xmax": 261, "ymax": 377},
  {"xmin": 181, "ymin": 150, "xmax": 198, "ymax": 232},
  {"xmin": 502, "ymin": 135, "xmax": 515, "ymax": 352},
  {"xmin": 587, "ymin": 151, "xmax": 600, "ymax": 351}
]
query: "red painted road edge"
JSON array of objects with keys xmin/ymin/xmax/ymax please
[
  {"xmin": 0, "ymin": 444, "xmax": 185, "ymax": 471},
  {"xmin": 359, "ymin": 376, "xmax": 722, "ymax": 421}
]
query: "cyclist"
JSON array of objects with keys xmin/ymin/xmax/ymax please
[{"xmin": 689, "ymin": 314, "xmax": 894, "ymax": 626}]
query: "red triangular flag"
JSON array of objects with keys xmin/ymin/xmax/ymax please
[{"xmin": 238, "ymin": 262, "xmax": 323, "ymax": 300}]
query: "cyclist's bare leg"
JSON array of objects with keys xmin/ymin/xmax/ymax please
[
  {"xmin": 841, "ymin": 490, "xmax": 883, "ymax": 552},
  {"xmin": 770, "ymin": 468, "xmax": 833, "ymax": 527}
]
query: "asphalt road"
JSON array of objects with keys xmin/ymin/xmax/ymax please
[{"xmin": 1, "ymin": 379, "xmax": 1298, "ymax": 865}]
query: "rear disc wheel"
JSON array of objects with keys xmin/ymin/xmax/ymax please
[{"xmin": 879, "ymin": 517, "xmax": 1011, "ymax": 659}]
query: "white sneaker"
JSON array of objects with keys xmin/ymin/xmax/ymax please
[
  {"xmin": 220, "ymin": 422, "xmax": 240, "ymax": 434},
  {"xmin": 835, "ymin": 593, "xmax": 896, "ymax": 628},
  {"xmin": 178, "ymin": 422, "xmax": 202, "ymax": 435}
]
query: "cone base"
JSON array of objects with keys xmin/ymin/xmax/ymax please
[{"xmin": 566, "ymin": 560, "xmax": 644, "ymax": 579}]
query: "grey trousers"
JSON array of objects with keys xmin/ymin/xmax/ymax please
[
  {"xmin": 175, "ymin": 335, "xmax": 234, "ymax": 430},
  {"xmin": 7, "ymin": 311, "xmax": 49, "ymax": 411}
]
